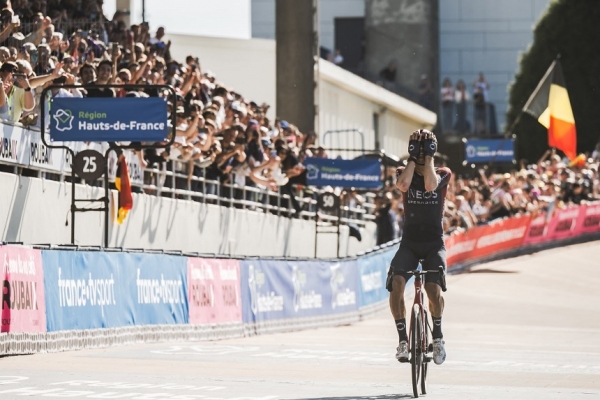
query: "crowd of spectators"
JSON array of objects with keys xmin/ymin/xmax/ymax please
[
  {"xmin": 1, "ymin": 1, "xmax": 597, "ymax": 242},
  {"xmin": 373, "ymin": 148, "xmax": 600, "ymax": 245},
  {"xmin": 0, "ymin": 0, "xmax": 337, "ymax": 217}
]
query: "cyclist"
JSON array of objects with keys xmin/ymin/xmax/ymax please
[{"xmin": 386, "ymin": 129, "xmax": 451, "ymax": 365}]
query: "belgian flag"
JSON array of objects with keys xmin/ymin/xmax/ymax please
[
  {"xmin": 115, "ymin": 155, "xmax": 133, "ymax": 224},
  {"xmin": 523, "ymin": 58, "xmax": 577, "ymax": 160}
]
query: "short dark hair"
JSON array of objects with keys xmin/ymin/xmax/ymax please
[{"xmin": 97, "ymin": 60, "xmax": 112, "ymax": 70}]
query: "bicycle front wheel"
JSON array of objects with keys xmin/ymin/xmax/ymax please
[
  {"xmin": 410, "ymin": 304, "xmax": 422, "ymax": 398},
  {"xmin": 421, "ymin": 309, "xmax": 431, "ymax": 395}
]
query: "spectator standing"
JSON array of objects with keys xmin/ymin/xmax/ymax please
[
  {"xmin": 454, "ymin": 79, "xmax": 470, "ymax": 133},
  {"xmin": 440, "ymin": 77, "xmax": 454, "ymax": 134},
  {"xmin": 333, "ymin": 49, "xmax": 343, "ymax": 66},
  {"xmin": 0, "ymin": 61, "xmax": 32, "ymax": 122},
  {"xmin": 418, "ymin": 74, "xmax": 433, "ymax": 110},
  {"xmin": 379, "ymin": 60, "xmax": 397, "ymax": 92},
  {"xmin": 473, "ymin": 72, "xmax": 490, "ymax": 102},
  {"xmin": 473, "ymin": 72, "xmax": 490, "ymax": 134},
  {"xmin": 375, "ymin": 193, "xmax": 395, "ymax": 245}
]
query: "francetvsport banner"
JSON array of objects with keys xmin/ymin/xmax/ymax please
[
  {"xmin": 50, "ymin": 97, "xmax": 169, "ymax": 142},
  {"xmin": 239, "ymin": 259, "xmax": 359, "ymax": 324},
  {"xmin": 187, "ymin": 257, "xmax": 242, "ymax": 325},
  {"xmin": 43, "ymin": 250, "xmax": 188, "ymax": 331},
  {"xmin": 305, "ymin": 158, "xmax": 381, "ymax": 189},
  {"xmin": 1, "ymin": 245, "xmax": 46, "ymax": 333},
  {"xmin": 357, "ymin": 248, "xmax": 395, "ymax": 308}
]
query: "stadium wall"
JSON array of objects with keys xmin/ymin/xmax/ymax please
[{"xmin": 0, "ymin": 172, "xmax": 377, "ymax": 257}]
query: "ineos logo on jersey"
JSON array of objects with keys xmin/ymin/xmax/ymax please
[{"xmin": 408, "ymin": 188, "xmax": 438, "ymax": 200}]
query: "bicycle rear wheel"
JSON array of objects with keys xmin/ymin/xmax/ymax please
[
  {"xmin": 421, "ymin": 310, "xmax": 431, "ymax": 395},
  {"xmin": 410, "ymin": 304, "xmax": 422, "ymax": 398}
]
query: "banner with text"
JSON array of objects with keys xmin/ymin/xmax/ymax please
[
  {"xmin": 240, "ymin": 259, "xmax": 359, "ymax": 324},
  {"xmin": 0, "ymin": 123, "xmax": 30, "ymax": 166},
  {"xmin": 50, "ymin": 97, "xmax": 169, "ymax": 142},
  {"xmin": 446, "ymin": 214, "xmax": 531, "ymax": 267},
  {"xmin": 1, "ymin": 245, "xmax": 46, "ymax": 333},
  {"xmin": 187, "ymin": 258, "xmax": 242, "ymax": 325},
  {"xmin": 357, "ymin": 249, "xmax": 395, "ymax": 308},
  {"xmin": 464, "ymin": 139, "xmax": 515, "ymax": 163},
  {"xmin": 305, "ymin": 158, "xmax": 381, "ymax": 189},
  {"xmin": 43, "ymin": 250, "xmax": 188, "ymax": 331}
]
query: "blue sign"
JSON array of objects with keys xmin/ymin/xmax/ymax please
[
  {"xmin": 240, "ymin": 259, "xmax": 359, "ymax": 324},
  {"xmin": 43, "ymin": 250, "xmax": 188, "ymax": 331},
  {"xmin": 357, "ymin": 253, "xmax": 388, "ymax": 307},
  {"xmin": 305, "ymin": 158, "xmax": 381, "ymax": 189},
  {"xmin": 49, "ymin": 97, "xmax": 169, "ymax": 142},
  {"xmin": 464, "ymin": 139, "xmax": 515, "ymax": 163},
  {"xmin": 357, "ymin": 248, "xmax": 396, "ymax": 307}
]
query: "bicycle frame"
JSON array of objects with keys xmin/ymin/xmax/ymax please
[{"xmin": 409, "ymin": 273, "xmax": 430, "ymax": 358}]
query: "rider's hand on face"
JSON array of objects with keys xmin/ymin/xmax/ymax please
[
  {"xmin": 421, "ymin": 130, "xmax": 437, "ymax": 157},
  {"xmin": 408, "ymin": 130, "xmax": 422, "ymax": 159}
]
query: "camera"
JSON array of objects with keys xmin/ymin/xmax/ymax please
[
  {"xmin": 235, "ymin": 136, "xmax": 246, "ymax": 145},
  {"xmin": 12, "ymin": 73, "xmax": 26, "ymax": 86}
]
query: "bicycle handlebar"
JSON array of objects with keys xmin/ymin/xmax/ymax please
[{"xmin": 405, "ymin": 267, "xmax": 447, "ymax": 292}]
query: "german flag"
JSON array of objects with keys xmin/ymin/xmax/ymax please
[
  {"xmin": 523, "ymin": 59, "xmax": 577, "ymax": 160},
  {"xmin": 115, "ymin": 155, "xmax": 133, "ymax": 224}
]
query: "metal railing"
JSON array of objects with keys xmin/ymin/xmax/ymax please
[
  {"xmin": 139, "ymin": 160, "xmax": 376, "ymax": 228},
  {"xmin": 0, "ymin": 153, "xmax": 376, "ymax": 229}
]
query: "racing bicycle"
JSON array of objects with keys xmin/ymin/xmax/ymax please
[{"xmin": 405, "ymin": 266, "xmax": 447, "ymax": 398}]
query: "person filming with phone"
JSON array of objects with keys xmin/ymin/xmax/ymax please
[
  {"xmin": 387, "ymin": 129, "xmax": 451, "ymax": 365},
  {"xmin": 0, "ymin": 61, "xmax": 32, "ymax": 122}
]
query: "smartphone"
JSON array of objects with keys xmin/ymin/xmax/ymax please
[
  {"xmin": 111, "ymin": 42, "xmax": 118, "ymax": 54},
  {"xmin": 29, "ymin": 49, "xmax": 38, "ymax": 65},
  {"xmin": 79, "ymin": 30, "xmax": 88, "ymax": 39}
]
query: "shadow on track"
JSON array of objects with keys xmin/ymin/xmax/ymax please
[
  {"xmin": 294, "ymin": 395, "xmax": 413, "ymax": 400},
  {"xmin": 468, "ymin": 268, "xmax": 518, "ymax": 274}
]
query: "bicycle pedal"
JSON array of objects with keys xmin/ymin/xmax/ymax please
[
  {"xmin": 424, "ymin": 354, "xmax": 433, "ymax": 362},
  {"xmin": 397, "ymin": 357, "xmax": 410, "ymax": 363}
]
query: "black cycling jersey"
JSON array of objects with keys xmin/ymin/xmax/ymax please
[{"xmin": 396, "ymin": 166, "xmax": 452, "ymax": 242}]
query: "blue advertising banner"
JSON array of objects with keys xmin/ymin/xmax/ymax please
[
  {"xmin": 464, "ymin": 139, "xmax": 515, "ymax": 163},
  {"xmin": 49, "ymin": 97, "xmax": 169, "ymax": 142},
  {"xmin": 240, "ymin": 259, "xmax": 359, "ymax": 323},
  {"xmin": 43, "ymin": 250, "xmax": 188, "ymax": 331},
  {"xmin": 357, "ymin": 248, "xmax": 396, "ymax": 307},
  {"xmin": 357, "ymin": 253, "xmax": 387, "ymax": 307},
  {"xmin": 305, "ymin": 158, "xmax": 381, "ymax": 189}
]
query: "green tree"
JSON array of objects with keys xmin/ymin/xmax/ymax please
[{"xmin": 506, "ymin": 0, "xmax": 600, "ymax": 163}]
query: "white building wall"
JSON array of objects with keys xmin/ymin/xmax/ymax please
[
  {"xmin": 0, "ymin": 172, "xmax": 376, "ymax": 258},
  {"xmin": 168, "ymin": 34, "xmax": 276, "ymax": 118}
]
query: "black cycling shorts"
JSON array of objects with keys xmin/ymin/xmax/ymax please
[{"xmin": 390, "ymin": 238, "xmax": 447, "ymax": 287}]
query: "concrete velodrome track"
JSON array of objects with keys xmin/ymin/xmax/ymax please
[{"xmin": 1, "ymin": 242, "xmax": 599, "ymax": 399}]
